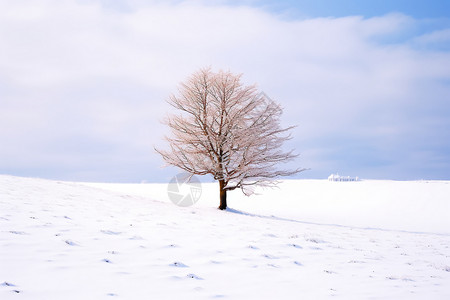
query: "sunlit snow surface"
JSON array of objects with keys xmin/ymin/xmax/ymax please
[{"xmin": 1, "ymin": 175, "xmax": 449, "ymax": 299}]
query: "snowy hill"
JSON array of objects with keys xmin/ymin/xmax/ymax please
[{"xmin": 1, "ymin": 175, "xmax": 449, "ymax": 299}]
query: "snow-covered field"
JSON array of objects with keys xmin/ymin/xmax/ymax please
[{"xmin": 1, "ymin": 175, "xmax": 449, "ymax": 299}]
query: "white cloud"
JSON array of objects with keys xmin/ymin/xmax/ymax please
[
  {"xmin": 0, "ymin": 0, "xmax": 449, "ymax": 181},
  {"xmin": 413, "ymin": 28, "xmax": 450, "ymax": 45}
]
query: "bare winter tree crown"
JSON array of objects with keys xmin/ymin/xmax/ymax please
[{"xmin": 156, "ymin": 68, "xmax": 303, "ymax": 196}]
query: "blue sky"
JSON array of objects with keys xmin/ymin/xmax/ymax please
[
  {"xmin": 254, "ymin": 0, "xmax": 450, "ymax": 19},
  {"xmin": 1, "ymin": 0, "xmax": 449, "ymax": 182}
]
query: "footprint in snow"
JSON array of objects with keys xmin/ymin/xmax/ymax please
[
  {"xmin": 9, "ymin": 231, "xmax": 27, "ymax": 235},
  {"xmin": 310, "ymin": 246, "xmax": 322, "ymax": 250},
  {"xmin": 263, "ymin": 233, "xmax": 277, "ymax": 238},
  {"xmin": 289, "ymin": 243, "xmax": 302, "ymax": 249},
  {"xmin": 100, "ymin": 230, "xmax": 122, "ymax": 235},
  {"xmin": 305, "ymin": 237, "xmax": 326, "ymax": 244},
  {"xmin": 162, "ymin": 244, "xmax": 179, "ymax": 249},
  {"xmin": 401, "ymin": 277, "xmax": 415, "ymax": 282},
  {"xmin": 65, "ymin": 240, "xmax": 79, "ymax": 246},
  {"xmin": 1, "ymin": 282, "xmax": 16, "ymax": 287},
  {"xmin": 186, "ymin": 273, "xmax": 203, "ymax": 280},
  {"xmin": 429, "ymin": 264, "xmax": 450, "ymax": 272},
  {"xmin": 209, "ymin": 260, "xmax": 221, "ymax": 264},
  {"xmin": 172, "ymin": 262, "xmax": 189, "ymax": 268},
  {"xmin": 263, "ymin": 254, "xmax": 279, "ymax": 259},
  {"xmin": 348, "ymin": 260, "xmax": 366, "ymax": 264}
]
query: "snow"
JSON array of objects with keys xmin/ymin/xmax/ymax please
[
  {"xmin": 1, "ymin": 175, "xmax": 449, "ymax": 299},
  {"xmin": 328, "ymin": 174, "xmax": 359, "ymax": 181}
]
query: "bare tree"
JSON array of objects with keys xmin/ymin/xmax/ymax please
[{"xmin": 156, "ymin": 68, "xmax": 303, "ymax": 210}]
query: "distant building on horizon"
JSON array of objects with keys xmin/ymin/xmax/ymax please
[{"xmin": 328, "ymin": 173, "xmax": 359, "ymax": 182}]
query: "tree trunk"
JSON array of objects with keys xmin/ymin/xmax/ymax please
[{"xmin": 218, "ymin": 179, "xmax": 227, "ymax": 210}]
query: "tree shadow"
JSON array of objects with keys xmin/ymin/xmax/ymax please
[{"xmin": 224, "ymin": 207, "xmax": 448, "ymax": 237}]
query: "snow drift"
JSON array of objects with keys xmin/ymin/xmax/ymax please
[{"xmin": 1, "ymin": 175, "xmax": 449, "ymax": 299}]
